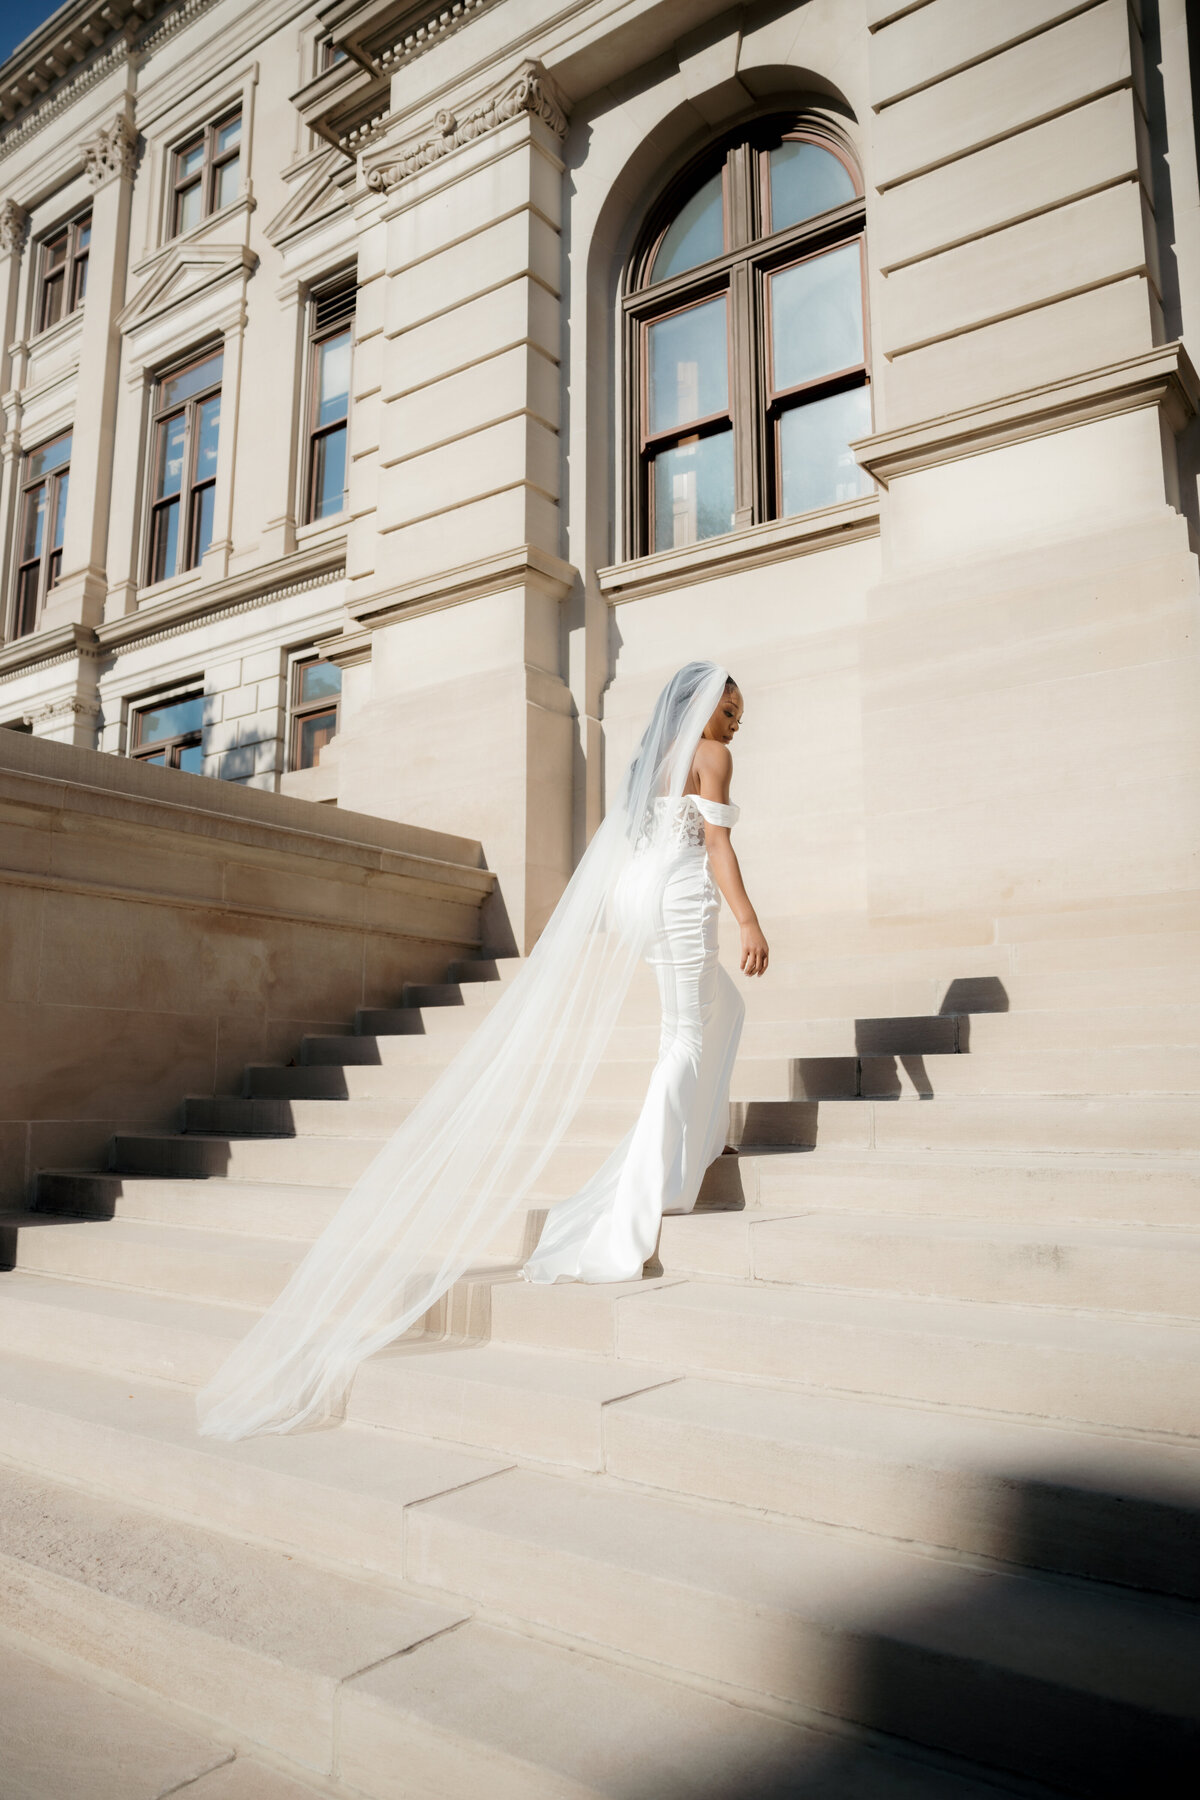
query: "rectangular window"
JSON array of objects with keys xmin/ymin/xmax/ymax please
[
  {"xmin": 37, "ymin": 213, "xmax": 90, "ymax": 334},
  {"xmin": 305, "ymin": 278, "xmax": 355, "ymax": 522},
  {"xmin": 289, "ymin": 656, "xmax": 342, "ymax": 769},
  {"xmin": 147, "ymin": 348, "xmax": 222, "ymax": 585},
  {"xmin": 131, "ymin": 691, "xmax": 206, "ymax": 772},
  {"xmin": 13, "ymin": 431, "xmax": 71, "ymax": 638},
  {"xmin": 171, "ymin": 110, "xmax": 241, "ymax": 238}
]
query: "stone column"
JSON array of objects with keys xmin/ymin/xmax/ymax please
[
  {"xmin": 0, "ymin": 199, "xmax": 29, "ymax": 643},
  {"xmin": 328, "ymin": 63, "xmax": 578, "ymax": 954},
  {"xmin": 44, "ymin": 110, "xmax": 136, "ymax": 633}
]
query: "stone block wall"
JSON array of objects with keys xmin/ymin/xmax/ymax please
[{"xmin": 0, "ymin": 729, "xmax": 493, "ymax": 1204}]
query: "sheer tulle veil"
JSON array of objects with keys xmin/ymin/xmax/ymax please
[{"xmin": 196, "ymin": 661, "xmax": 729, "ymax": 1439}]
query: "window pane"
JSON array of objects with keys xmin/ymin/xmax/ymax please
[
  {"xmin": 770, "ymin": 243, "xmax": 864, "ymax": 394},
  {"xmin": 73, "ymin": 254, "xmax": 88, "ymax": 304},
  {"xmin": 214, "ymin": 153, "xmax": 240, "ymax": 210},
  {"xmin": 298, "ymin": 660, "xmax": 342, "ymax": 706},
  {"xmin": 162, "ymin": 350, "xmax": 222, "ymax": 409},
  {"xmin": 21, "ymin": 485, "xmax": 46, "ymax": 561},
  {"xmin": 177, "ymin": 140, "xmax": 204, "ymax": 180},
  {"xmin": 176, "ymin": 182, "xmax": 202, "ymax": 234},
  {"xmin": 647, "ymin": 297, "xmax": 728, "ymax": 435},
  {"xmin": 29, "ymin": 433, "xmax": 71, "ymax": 479},
  {"xmin": 779, "ymin": 385, "xmax": 872, "ymax": 517},
  {"xmin": 195, "ymin": 395, "xmax": 220, "ymax": 481},
  {"xmin": 41, "ymin": 272, "xmax": 64, "ymax": 330},
  {"xmin": 298, "ymin": 709, "xmax": 338, "ymax": 769},
  {"xmin": 51, "ymin": 473, "xmax": 69, "ymax": 549},
  {"xmin": 316, "ymin": 330, "xmax": 351, "ymax": 426},
  {"xmin": 650, "ymin": 171, "xmax": 724, "ymax": 283},
  {"xmin": 178, "ymin": 742, "xmax": 205, "ymax": 774},
  {"xmin": 215, "ymin": 115, "xmax": 241, "ymax": 154},
  {"xmin": 652, "ymin": 429, "xmax": 735, "ymax": 551},
  {"xmin": 76, "ymin": 217, "xmax": 91, "ymax": 251},
  {"xmin": 156, "ymin": 414, "xmax": 186, "ymax": 498},
  {"xmin": 769, "ymin": 141, "xmax": 857, "ymax": 232},
  {"xmin": 141, "ymin": 751, "xmax": 167, "ymax": 766},
  {"xmin": 152, "ymin": 500, "xmax": 180, "ymax": 583},
  {"xmin": 16, "ymin": 565, "xmax": 40, "ymax": 636},
  {"xmin": 136, "ymin": 694, "xmax": 205, "ymax": 746},
  {"xmin": 192, "ymin": 483, "xmax": 216, "ymax": 564},
  {"xmin": 311, "ymin": 425, "xmax": 347, "ymax": 519},
  {"xmin": 44, "ymin": 232, "xmax": 66, "ymax": 270}
]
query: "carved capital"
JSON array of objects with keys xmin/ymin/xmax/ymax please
[
  {"xmin": 366, "ymin": 60, "xmax": 568, "ymax": 192},
  {"xmin": 83, "ymin": 113, "xmax": 138, "ymax": 188},
  {"xmin": 0, "ymin": 199, "xmax": 29, "ymax": 256}
]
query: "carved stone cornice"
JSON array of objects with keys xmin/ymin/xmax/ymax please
[
  {"xmin": 364, "ymin": 61, "xmax": 569, "ymax": 192},
  {"xmin": 83, "ymin": 112, "xmax": 138, "ymax": 187},
  {"xmin": 0, "ymin": 198, "xmax": 28, "ymax": 255}
]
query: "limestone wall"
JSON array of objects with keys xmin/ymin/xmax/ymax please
[{"xmin": 0, "ymin": 730, "xmax": 493, "ymax": 1204}]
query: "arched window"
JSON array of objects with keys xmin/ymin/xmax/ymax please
[{"xmin": 625, "ymin": 119, "xmax": 872, "ymax": 557}]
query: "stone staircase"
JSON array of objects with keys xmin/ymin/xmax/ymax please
[{"xmin": 1, "ymin": 912, "xmax": 1198, "ymax": 1798}]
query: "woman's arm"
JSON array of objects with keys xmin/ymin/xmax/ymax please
[{"xmin": 694, "ymin": 742, "xmax": 769, "ymax": 977}]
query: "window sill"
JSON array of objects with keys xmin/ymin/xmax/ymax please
[
  {"xmin": 295, "ymin": 515, "xmax": 348, "ymax": 551},
  {"xmin": 597, "ymin": 495, "xmax": 880, "ymax": 603},
  {"xmin": 21, "ymin": 306, "xmax": 85, "ymax": 361},
  {"xmin": 135, "ymin": 567, "xmax": 204, "ymax": 609}
]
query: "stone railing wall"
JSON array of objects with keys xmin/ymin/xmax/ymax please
[{"xmin": 0, "ymin": 733, "xmax": 494, "ymax": 1203}]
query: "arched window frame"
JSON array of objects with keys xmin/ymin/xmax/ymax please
[{"xmin": 623, "ymin": 118, "xmax": 871, "ymax": 560}]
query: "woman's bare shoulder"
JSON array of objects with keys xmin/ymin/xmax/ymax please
[{"xmin": 693, "ymin": 737, "xmax": 733, "ymax": 802}]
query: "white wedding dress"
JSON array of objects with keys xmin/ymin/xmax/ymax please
[{"xmin": 523, "ymin": 792, "xmax": 744, "ymax": 1283}]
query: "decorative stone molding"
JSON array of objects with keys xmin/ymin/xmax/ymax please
[
  {"xmin": 0, "ymin": 199, "xmax": 29, "ymax": 256},
  {"xmin": 376, "ymin": 0, "xmax": 498, "ymax": 73},
  {"xmin": 22, "ymin": 695, "xmax": 101, "ymax": 728},
  {"xmin": 852, "ymin": 341, "xmax": 1200, "ymax": 488},
  {"xmin": 84, "ymin": 113, "xmax": 139, "ymax": 188},
  {"xmin": 0, "ymin": 40, "xmax": 128, "ymax": 163},
  {"xmin": 365, "ymin": 61, "xmax": 569, "ymax": 192}
]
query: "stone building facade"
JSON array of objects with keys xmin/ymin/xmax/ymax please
[{"xmin": 1, "ymin": 0, "xmax": 1198, "ymax": 957}]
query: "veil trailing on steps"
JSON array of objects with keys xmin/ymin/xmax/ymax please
[{"xmin": 196, "ymin": 661, "xmax": 730, "ymax": 1439}]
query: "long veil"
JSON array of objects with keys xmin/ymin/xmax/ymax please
[{"xmin": 196, "ymin": 661, "xmax": 729, "ymax": 1439}]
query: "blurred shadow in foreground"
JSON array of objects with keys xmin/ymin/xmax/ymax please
[{"xmin": 624, "ymin": 1457, "xmax": 1200, "ymax": 1800}]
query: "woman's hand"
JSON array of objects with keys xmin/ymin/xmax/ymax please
[{"xmin": 740, "ymin": 920, "xmax": 769, "ymax": 977}]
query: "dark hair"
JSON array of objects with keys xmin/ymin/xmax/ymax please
[{"xmin": 724, "ymin": 675, "xmax": 739, "ymax": 691}]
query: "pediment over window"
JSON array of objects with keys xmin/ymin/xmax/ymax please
[
  {"xmin": 265, "ymin": 154, "xmax": 349, "ymax": 249},
  {"xmin": 117, "ymin": 244, "xmax": 257, "ymax": 336}
]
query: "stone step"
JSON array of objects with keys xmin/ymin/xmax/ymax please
[
  {"xmin": 406, "ymin": 1466, "xmax": 1200, "ymax": 1797},
  {"xmin": 0, "ymin": 1351, "xmax": 513, "ymax": 1580},
  {"xmin": 0, "ymin": 1212, "xmax": 522, "ymax": 1321},
  {"xmin": 108, "ymin": 1128, "xmax": 387, "ymax": 1183},
  {"xmin": 0, "ymin": 1459, "xmax": 466, "ymax": 1778},
  {"xmin": 745, "ymin": 1212, "xmax": 1200, "ymax": 1317},
  {"xmin": 335, "ymin": 1616, "xmax": 1022, "ymax": 1800},
  {"xmin": 252, "ymin": 1045, "xmax": 1200, "ymax": 1105},
  {"xmin": 178, "ymin": 1094, "xmax": 645, "ymax": 1141},
  {"xmin": 728, "ymin": 1149, "xmax": 1200, "ymax": 1226},
  {"xmin": 33, "ymin": 1172, "xmax": 351, "ymax": 1236},
  {"xmin": 0, "ymin": 1637, "xmax": 330, "ymax": 1800},
  {"xmin": 604, "ymin": 1375, "xmax": 1200, "ymax": 1601},
  {"xmin": 0, "ymin": 1272, "xmax": 678, "ymax": 1471},
  {"xmin": 613, "ymin": 1282, "xmax": 1200, "ymax": 1436}
]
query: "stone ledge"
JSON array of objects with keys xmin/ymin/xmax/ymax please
[
  {"xmin": 348, "ymin": 542, "xmax": 576, "ymax": 628},
  {"xmin": 598, "ymin": 498, "xmax": 881, "ymax": 603},
  {"xmin": 852, "ymin": 341, "xmax": 1200, "ymax": 486}
]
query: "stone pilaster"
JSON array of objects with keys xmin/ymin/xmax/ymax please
[{"xmin": 43, "ymin": 110, "xmax": 137, "ymax": 632}]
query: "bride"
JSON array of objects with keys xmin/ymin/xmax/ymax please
[{"xmin": 197, "ymin": 662, "xmax": 767, "ymax": 1440}]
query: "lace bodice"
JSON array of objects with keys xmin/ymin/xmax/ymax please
[{"xmin": 638, "ymin": 793, "xmax": 740, "ymax": 852}]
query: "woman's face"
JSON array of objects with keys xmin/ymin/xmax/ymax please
[{"xmin": 704, "ymin": 686, "xmax": 743, "ymax": 743}]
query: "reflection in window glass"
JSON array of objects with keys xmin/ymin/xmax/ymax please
[
  {"xmin": 653, "ymin": 430, "xmax": 735, "ymax": 551},
  {"xmin": 215, "ymin": 156, "xmax": 240, "ymax": 210},
  {"xmin": 29, "ymin": 434, "xmax": 72, "ymax": 480},
  {"xmin": 178, "ymin": 743, "xmax": 206, "ymax": 774},
  {"xmin": 768, "ymin": 141, "xmax": 856, "ymax": 232},
  {"xmin": 771, "ymin": 243, "xmax": 863, "ymax": 394},
  {"xmin": 317, "ymin": 331, "xmax": 351, "ymax": 426},
  {"xmin": 299, "ymin": 660, "xmax": 342, "ymax": 706},
  {"xmin": 137, "ymin": 694, "xmax": 206, "ymax": 745},
  {"xmin": 651, "ymin": 171, "xmax": 724, "ymax": 283},
  {"xmin": 779, "ymin": 385, "xmax": 871, "ymax": 517},
  {"xmin": 648, "ymin": 298, "xmax": 728, "ymax": 434},
  {"xmin": 163, "ymin": 350, "xmax": 223, "ymax": 409},
  {"xmin": 298, "ymin": 711, "xmax": 338, "ymax": 769}
]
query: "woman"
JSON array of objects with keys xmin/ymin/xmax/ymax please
[
  {"xmin": 523, "ymin": 675, "xmax": 768, "ymax": 1282},
  {"xmin": 197, "ymin": 662, "xmax": 766, "ymax": 1440}
]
